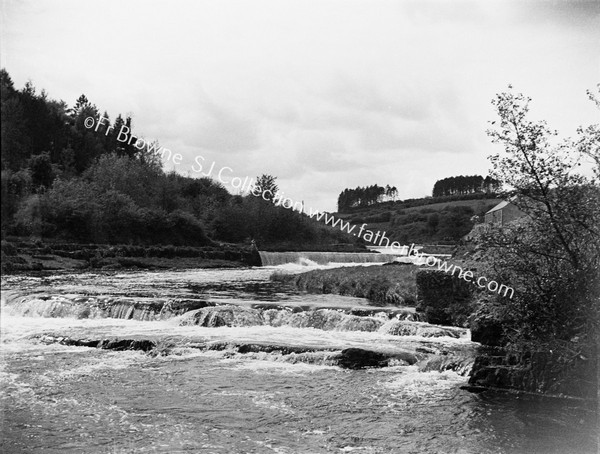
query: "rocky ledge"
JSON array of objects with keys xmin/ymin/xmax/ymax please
[{"xmin": 1, "ymin": 239, "xmax": 261, "ymax": 274}]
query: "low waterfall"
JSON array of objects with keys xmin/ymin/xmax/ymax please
[
  {"xmin": 2, "ymin": 292, "xmax": 214, "ymax": 322},
  {"xmin": 3, "ymin": 293, "xmax": 466, "ymax": 338},
  {"xmin": 5, "ymin": 292, "xmax": 476, "ymax": 377},
  {"xmin": 180, "ymin": 305, "xmax": 467, "ymax": 338},
  {"xmin": 258, "ymin": 251, "xmax": 397, "ymax": 266}
]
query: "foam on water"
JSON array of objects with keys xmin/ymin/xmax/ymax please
[
  {"xmin": 2, "ymin": 269, "xmax": 597, "ymax": 454},
  {"xmin": 381, "ymin": 366, "xmax": 467, "ymax": 397},
  {"xmin": 1, "ymin": 311, "xmax": 470, "ymax": 351},
  {"xmin": 226, "ymin": 357, "xmax": 339, "ymax": 374},
  {"xmin": 258, "ymin": 251, "xmax": 397, "ymax": 266},
  {"xmin": 265, "ymin": 260, "xmax": 390, "ymax": 273}
]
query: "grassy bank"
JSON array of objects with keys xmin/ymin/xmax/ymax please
[{"xmin": 273, "ymin": 263, "xmax": 419, "ymax": 306}]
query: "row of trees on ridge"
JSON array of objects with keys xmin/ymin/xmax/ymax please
[
  {"xmin": 432, "ymin": 175, "xmax": 501, "ymax": 197},
  {"xmin": 337, "ymin": 184, "xmax": 398, "ymax": 213}
]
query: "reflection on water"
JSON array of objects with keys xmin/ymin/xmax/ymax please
[{"xmin": 1, "ymin": 267, "xmax": 598, "ymax": 453}]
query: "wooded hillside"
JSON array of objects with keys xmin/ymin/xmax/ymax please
[{"xmin": 0, "ymin": 69, "xmax": 359, "ymax": 250}]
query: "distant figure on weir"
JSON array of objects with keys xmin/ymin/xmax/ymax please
[{"xmin": 250, "ymin": 239, "xmax": 258, "ymax": 251}]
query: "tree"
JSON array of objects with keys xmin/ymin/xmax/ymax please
[
  {"xmin": 29, "ymin": 152, "xmax": 54, "ymax": 190},
  {"xmin": 83, "ymin": 153, "xmax": 162, "ymax": 208},
  {"xmin": 336, "ymin": 184, "xmax": 394, "ymax": 212},
  {"xmin": 254, "ymin": 174, "xmax": 278, "ymax": 201},
  {"xmin": 426, "ymin": 212, "xmax": 439, "ymax": 234},
  {"xmin": 432, "ymin": 174, "xmax": 499, "ymax": 197},
  {"xmin": 577, "ymin": 85, "xmax": 600, "ymax": 179},
  {"xmin": 70, "ymin": 94, "xmax": 104, "ymax": 172},
  {"xmin": 1, "ymin": 69, "xmax": 30, "ymax": 171},
  {"xmin": 0, "ymin": 68, "xmax": 362, "ymax": 250},
  {"xmin": 73, "ymin": 94, "xmax": 90, "ymax": 117},
  {"xmin": 475, "ymin": 86, "xmax": 600, "ymax": 360},
  {"xmin": 385, "ymin": 185, "xmax": 398, "ymax": 201},
  {"xmin": 438, "ymin": 206, "xmax": 473, "ymax": 240}
]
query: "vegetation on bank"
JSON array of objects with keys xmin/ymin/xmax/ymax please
[
  {"xmin": 456, "ymin": 87, "xmax": 600, "ymax": 399},
  {"xmin": 282, "ymin": 87, "xmax": 600, "ymax": 398},
  {"xmin": 277, "ymin": 261, "xmax": 482, "ymax": 325},
  {"xmin": 338, "ymin": 196, "xmax": 499, "ymax": 244},
  {"xmin": 470, "ymin": 87, "xmax": 600, "ymax": 371},
  {"xmin": 337, "ymin": 176, "xmax": 500, "ymax": 213},
  {"xmin": 0, "ymin": 238, "xmax": 258, "ymax": 273},
  {"xmin": 333, "ymin": 175, "xmax": 503, "ymax": 245},
  {"xmin": 0, "ymin": 69, "xmax": 359, "ymax": 251},
  {"xmin": 273, "ymin": 264, "xmax": 419, "ymax": 306}
]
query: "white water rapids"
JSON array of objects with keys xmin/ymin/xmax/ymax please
[{"xmin": 1, "ymin": 264, "xmax": 597, "ymax": 453}]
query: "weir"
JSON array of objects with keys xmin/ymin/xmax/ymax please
[{"xmin": 257, "ymin": 251, "xmax": 397, "ymax": 266}]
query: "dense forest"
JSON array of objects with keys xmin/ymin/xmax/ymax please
[
  {"xmin": 432, "ymin": 175, "xmax": 500, "ymax": 197},
  {"xmin": 337, "ymin": 184, "xmax": 398, "ymax": 213},
  {"xmin": 0, "ymin": 69, "xmax": 358, "ymax": 249}
]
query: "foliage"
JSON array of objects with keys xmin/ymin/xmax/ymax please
[
  {"xmin": 280, "ymin": 264, "xmax": 419, "ymax": 306},
  {"xmin": 28, "ymin": 152, "xmax": 55, "ymax": 189},
  {"xmin": 0, "ymin": 69, "xmax": 357, "ymax": 250},
  {"xmin": 432, "ymin": 174, "xmax": 500, "ymax": 197},
  {"xmin": 337, "ymin": 184, "xmax": 398, "ymax": 212},
  {"xmin": 83, "ymin": 154, "xmax": 162, "ymax": 208},
  {"xmin": 474, "ymin": 87, "xmax": 600, "ymax": 355},
  {"xmin": 386, "ymin": 204, "xmax": 492, "ymax": 243},
  {"xmin": 341, "ymin": 192, "xmax": 500, "ymax": 215},
  {"xmin": 211, "ymin": 193, "xmax": 361, "ymax": 248},
  {"xmin": 416, "ymin": 270, "xmax": 475, "ymax": 327},
  {"xmin": 12, "ymin": 178, "xmax": 212, "ymax": 246},
  {"xmin": 1, "ymin": 169, "xmax": 32, "ymax": 230},
  {"xmin": 254, "ymin": 174, "xmax": 278, "ymax": 201}
]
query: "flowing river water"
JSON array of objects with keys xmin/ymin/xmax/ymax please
[{"xmin": 0, "ymin": 264, "xmax": 597, "ymax": 453}]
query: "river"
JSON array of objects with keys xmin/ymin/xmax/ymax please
[{"xmin": 1, "ymin": 264, "xmax": 597, "ymax": 453}]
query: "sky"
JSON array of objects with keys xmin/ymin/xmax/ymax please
[{"xmin": 1, "ymin": 0, "xmax": 599, "ymax": 212}]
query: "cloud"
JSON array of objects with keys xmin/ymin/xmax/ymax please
[
  {"xmin": 330, "ymin": 75, "xmax": 432, "ymax": 120},
  {"xmin": 294, "ymin": 131, "xmax": 360, "ymax": 173},
  {"xmin": 2, "ymin": 0, "xmax": 598, "ymax": 212},
  {"xmin": 183, "ymin": 101, "xmax": 261, "ymax": 154}
]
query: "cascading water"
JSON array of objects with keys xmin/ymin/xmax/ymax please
[
  {"xmin": 4, "ymin": 293, "xmax": 463, "ymax": 338},
  {"xmin": 258, "ymin": 251, "xmax": 398, "ymax": 266},
  {"xmin": 2, "ymin": 292, "xmax": 215, "ymax": 321},
  {"xmin": 1, "ymin": 268, "xmax": 597, "ymax": 454}
]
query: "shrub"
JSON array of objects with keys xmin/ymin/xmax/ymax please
[
  {"xmin": 166, "ymin": 210, "xmax": 210, "ymax": 246},
  {"xmin": 416, "ymin": 270, "xmax": 475, "ymax": 326}
]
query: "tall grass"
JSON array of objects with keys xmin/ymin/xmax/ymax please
[{"xmin": 273, "ymin": 264, "xmax": 418, "ymax": 306}]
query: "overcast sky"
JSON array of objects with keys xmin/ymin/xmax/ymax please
[{"xmin": 2, "ymin": 0, "xmax": 599, "ymax": 211}]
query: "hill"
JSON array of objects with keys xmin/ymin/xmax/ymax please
[
  {"xmin": 336, "ymin": 194, "xmax": 501, "ymax": 245},
  {"xmin": 0, "ymin": 69, "xmax": 360, "ymax": 252}
]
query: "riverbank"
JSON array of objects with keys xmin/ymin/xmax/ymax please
[
  {"xmin": 280, "ymin": 263, "xmax": 598, "ymax": 401},
  {"xmin": 0, "ymin": 239, "xmax": 259, "ymax": 274},
  {"xmin": 0, "ymin": 238, "xmax": 376, "ymax": 275},
  {"xmin": 272, "ymin": 262, "xmax": 419, "ymax": 306}
]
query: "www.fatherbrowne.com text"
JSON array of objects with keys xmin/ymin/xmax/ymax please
[
  {"xmin": 193, "ymin": 157, "xmax": 516, "ymax": 300},
  {"xmin": 85, "ymin": 115, "xmax": 515, "ymax": 299},
  {"xmin": 304, "ymin": 211, "xmax": 514, "ymax": 299}
]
